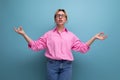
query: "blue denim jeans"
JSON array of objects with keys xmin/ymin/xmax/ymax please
[{"xmin": 47, "ymin": 58, "xmax": 72, "ymax": 80}]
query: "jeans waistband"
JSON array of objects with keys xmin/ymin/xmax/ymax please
[{"xmin": 47, "ymin": 58, "xmax": 72, "ymax": 63}]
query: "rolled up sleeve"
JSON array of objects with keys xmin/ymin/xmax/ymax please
[
  {"xmin": 28, "ymin": 34, "xmax": 47, "ymax": 51},
  {"xmin": 71, "ymin": 35, "xmax": 90, "ymax": 53}
]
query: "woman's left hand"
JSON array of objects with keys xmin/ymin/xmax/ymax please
[{"xmin": 94, "ymin": 32, "xmax": 107, "ymax": 40}]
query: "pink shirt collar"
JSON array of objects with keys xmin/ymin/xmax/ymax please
[{"xmin": 53, "ymin": 27, "xmax": 68, "ymax": 32}]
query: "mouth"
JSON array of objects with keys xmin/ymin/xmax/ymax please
[{"xmin": 58, "ymin": 20, "xmax": 63, "ymax": 23}]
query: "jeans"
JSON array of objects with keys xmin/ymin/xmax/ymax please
[{"xmin": 47, "ymin": 58, "xmax": 72, "ymax": 80}]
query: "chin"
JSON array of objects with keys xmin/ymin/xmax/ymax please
[
  {"xmin": 57, "ymin": 23, "xmax": 64, "ymax": 25},
  {"xmin": 57, "ymin": 24, "xmax": 64, "ymax": 26}
]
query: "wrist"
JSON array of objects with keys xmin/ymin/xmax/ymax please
[
  {"xmin": 21, "ymin": 33, "xmax": 26, "ymax": 36},
  {"xmin": 92, "ymin": 36, "xmax": 97, "ymax": 40}
]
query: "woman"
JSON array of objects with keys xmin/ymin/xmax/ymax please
[{"xmin": 14, "ymin": 9, "xmax": 107, "ymax": 80}]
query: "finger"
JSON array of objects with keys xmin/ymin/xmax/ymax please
[
  {"xmin": 102, "ymin": 35, "xmax": 107, "ymax": 40},
  {"xmin": 14, "ymin": 27, "xmax": 18, "ymax": 32},
  {"xmin": 18, "ymin": 27, "xmax": 20, "ymax": 30},
  {"xmin": 104, "ymin": 35, "xmax": 107, "ymax": 39},
  {"xmin": 19, "ymin": 26, "xmax": 23, "ymax": 30},
  {"xmin": 99, "ymin": 32, "xmax": 104, "ymax": 36}
]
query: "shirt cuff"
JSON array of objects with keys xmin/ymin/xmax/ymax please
[
  {"xmin": 28, "ymin": 40, "xmax": 34, "ymax": 48},
  {"xmin": 85, "ymin": 43, "xmax": 90, "ymax": 50}
]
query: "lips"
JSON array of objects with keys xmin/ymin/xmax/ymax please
[{"xmin": 59, "ymin": 20, "xmax": 63, "ymax": 22}]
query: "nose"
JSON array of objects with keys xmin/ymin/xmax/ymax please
[{"xmin": 59, "ymin": 15, "xmax": 62, "ymax": 18}]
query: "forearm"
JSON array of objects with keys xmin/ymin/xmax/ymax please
[
  {"xmin": 86, "ymin": 36, "xmax": 96, "ymax": 46},
  {"xmin": 22, "ymin": 33, "xmax": 32, "ymax": 43}
]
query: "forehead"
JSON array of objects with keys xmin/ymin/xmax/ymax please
[{"xmin": 56, "ymin": 11, "xmax": 65, "ymax": 14}]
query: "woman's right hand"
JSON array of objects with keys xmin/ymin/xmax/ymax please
[{"xmin": 14, "ymin": 26, "xmax": 25, "ymax": 35}]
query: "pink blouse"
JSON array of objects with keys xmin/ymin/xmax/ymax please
[{"xmin": 28, "ymin": 28, "xmax": 90, "ymax": 61}]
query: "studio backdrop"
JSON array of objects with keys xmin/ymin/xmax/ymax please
[{"xmin": 0, "ymin": 0, "xmax": 120, "ymax": 80}]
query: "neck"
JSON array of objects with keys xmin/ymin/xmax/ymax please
[{"xmin": 57, "ymin": 25, "xmax": 65, "ymax": 32}]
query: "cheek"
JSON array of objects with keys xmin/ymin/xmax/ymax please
[
  {"xmin": 54, "ymin": 19, "xmax": 58, "ymax": 22},
  {"xmin": 63, "ymin": 18, "xmax": 67, "ymax": 21},
  {"xmin": 63, "ymin": 19, "xmax": 67, "ymax": 23}
]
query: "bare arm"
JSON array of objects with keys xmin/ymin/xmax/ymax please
[
  {"xmin": 14, "ymin": 26, "xmax": 32, "ymax": 43},
  {"xmin": 86, "ymin": 32, "xmax": 107, "ymax": 46}
]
